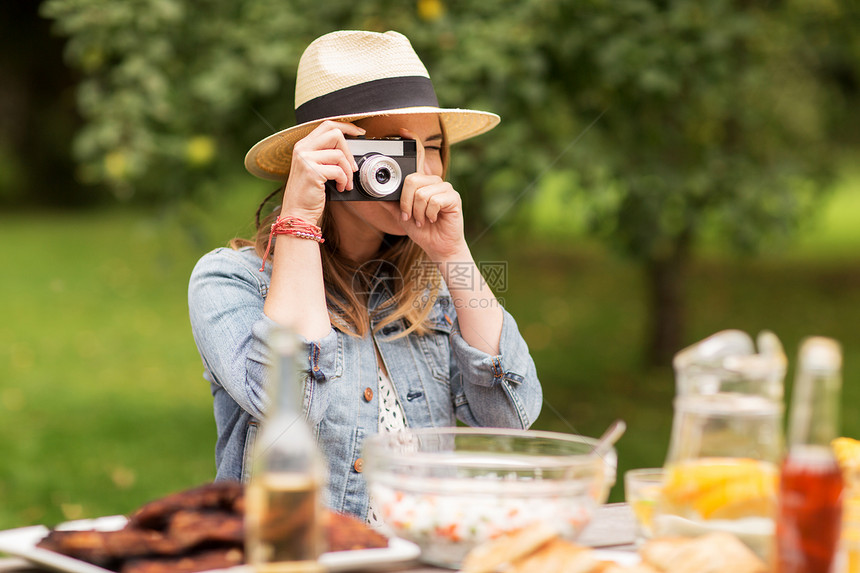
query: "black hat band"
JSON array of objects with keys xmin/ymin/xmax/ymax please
[{"xmin": 294, "ymin": 76, "xmax": 439, "ymax": 125}]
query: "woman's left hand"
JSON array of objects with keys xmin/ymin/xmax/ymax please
[
  {"xmin": 381, "ymin": 129, "xmax": 469, "ymax": 262},
  {"xmin": 398, "ymin": 173, "xmax": 468, "ymax": 261}
]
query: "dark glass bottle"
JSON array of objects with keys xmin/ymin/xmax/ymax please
[
  {"xmin": 244, "ymin": 328, "xmax": 327, "ymax": 573},
  {"xmin": 776, "ymin": 337, "xmax": 844, "ymax": 573}
]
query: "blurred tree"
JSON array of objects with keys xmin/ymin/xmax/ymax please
[
  {"xmin": 0, "ymin": 2, "xmax": 88, "ymax": 207},
  {"xmin": 788, "ymin": 0, "xmax": 860, "ymax": 148},
  {"xmin": 39, "ymin": 0, "xmax": 549, "ymax": 210},
  {"xmin": 514, "ymin": 0, "xmax": 856, "ymax": 365},
  {"xmin": 42, "ymin": 0, "xmax": 857, "ymax": 363}
]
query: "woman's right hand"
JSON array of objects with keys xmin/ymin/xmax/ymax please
[{"xmin": 281, "ymin": 120, "xmax": 366, "ymax": 223}]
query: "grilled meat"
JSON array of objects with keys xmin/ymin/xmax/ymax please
[
  {"xmin": 121, "ymin": 547, "xmax": 244, "ymax": 573},
  {"xmin": 325, "ymin": 511, "xmax": 388, "ymax": 552},
  {"xmin": 127, "ymin": 481, "xmax": 243, "ymax": 530},
  {"xmin": 36, "ymin": 481, "xmax": 388, "ymax": 572}
]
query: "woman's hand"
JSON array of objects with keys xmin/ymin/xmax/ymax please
[
  {"xmin": 281, "ymin": 121, "xmax": 365, "ymax": 223},
  {"xmin": 391, "ymin": 130, "xmax": 502, "ymax": 354},
  {"xmin": 390, "ymin": 129, "xmax": 469, "ymax": 262},
  {"xmin": 398, "ymin": 175, "xmax": 468, "ymax": 261}
]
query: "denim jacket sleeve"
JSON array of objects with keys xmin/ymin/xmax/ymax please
[
  {"xmin": 449, "ymin": 309, "xmax": 542, "ymax": 429},
  {"xmin": 441, "ymin": 293, "xmax": 542, "ymax": 430},
  {"xmin": 188, "ymin": 248, "xmax": 276, "ymax": 420},
  {"xmin": 188, "ymin": 247, "xmax": 339, "ymax": 422}
]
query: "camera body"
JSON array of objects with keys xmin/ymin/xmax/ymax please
[{"xmin": 325, "ymin": 137, "xmax": 417, "ymax": 201}]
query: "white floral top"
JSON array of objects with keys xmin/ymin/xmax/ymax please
[
  {"xmin": 367, "ymin": 364, "xmax": 408, "ymax": 528},
  {"xmin": 376, "ymin": 366, "xmax": 408, "ymax": 434}
]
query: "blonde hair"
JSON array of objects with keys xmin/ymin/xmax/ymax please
[{"xmin": 233, "ymin": 129, "xmax": 450, "ymax": 339}]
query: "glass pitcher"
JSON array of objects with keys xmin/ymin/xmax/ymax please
[{"xmin": 655, "ymin": 329, "xmax": 786, "ymax": 560}]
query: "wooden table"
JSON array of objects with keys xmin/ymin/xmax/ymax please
[{"xmin": 0, "ymin": 504, "xmax": 637, "ymax": 572}]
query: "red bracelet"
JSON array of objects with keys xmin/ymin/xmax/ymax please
[{"xmin": 259, "ymin": 216, "xmax": 324, "ymax": 271}]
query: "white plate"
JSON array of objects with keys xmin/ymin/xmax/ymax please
[
  {"xmin": 0, "ymin": 516, "xmax": 421, "ymax": 573},
  {"xmin": 591, "ymin": 549, "xmax": 641, "ymax": 565}
]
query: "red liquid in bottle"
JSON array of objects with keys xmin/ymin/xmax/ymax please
[{"xmin": 776, "ymin": 448, "xmax": 844, "ymax": 573}]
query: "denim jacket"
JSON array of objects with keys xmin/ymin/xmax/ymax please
[{"xmin": 188, "ymin": 246, "xmax": 542, "ymax": 519}]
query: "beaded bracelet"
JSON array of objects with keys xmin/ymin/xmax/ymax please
[{"xmin": 259, "ymin": 216, "xmax": 324, "ymax": 271}]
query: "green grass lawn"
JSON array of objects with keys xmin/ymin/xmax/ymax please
[
  {"xmin": 2, "ymin": 171, "xmax": 860, "ymax": 530},
  {"xmin": 0, "ymin": 183, "xmax": 266, "ymax": 528}
]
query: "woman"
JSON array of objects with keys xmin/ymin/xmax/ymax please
[{"xmin": 188, "ymin": 30, "xmax": 542, "ymax": 521}]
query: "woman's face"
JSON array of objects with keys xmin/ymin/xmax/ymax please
[{"xmin": 328, "ymin": 113, "xmax": 445, "ymax": 243}]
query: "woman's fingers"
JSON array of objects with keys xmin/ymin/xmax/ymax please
[
  {"xmin": 400, "ymin": 173, "xmax": 437, "ymax": 224},
  {"xmin": 424, "ymin": 186, "xmax": 456, "ymax": 223},
  {"xmin": 313, "ymin": 121, "xmax": 364, "ymax": 169},
  {"xmin": 282, "ymin": 122, "xmax": 365, "ymax": 221},
  {"xmin": 402, "ymin": 176, "xmax": 457, "ymax": 226},
  {"xmin": 292, "ymin": 121, "xmax": 364, "ymax": 189},
  {"xmin": 293, "ymin": 149, "xmax": 355, "ymax": 191}
]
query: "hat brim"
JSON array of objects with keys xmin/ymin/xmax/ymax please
[{"xmin": 244, "ymin": 106, "xmax": 500, "ymax": 181}]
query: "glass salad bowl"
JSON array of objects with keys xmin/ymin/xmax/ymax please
[{"xmin": 362, "ymin": 427, "xmax": 617, "ymax": 568}]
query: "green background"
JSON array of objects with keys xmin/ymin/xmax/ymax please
[{"xmin": 2, "ymin": 168, "xmax": 860, "ymax": 528}]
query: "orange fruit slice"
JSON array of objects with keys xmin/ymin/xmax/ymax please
[
  {"xmin": 832, "ymin": 437, "xmax": 860, "ymax": 486},
  {"xmin": 662, "ymin": 458, "xmax": 777, "ymax": 520}
]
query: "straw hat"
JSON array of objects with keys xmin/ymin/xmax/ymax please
[{"xmin": 244, "ymin": 30, "xmax": 501, "ymax": 180}]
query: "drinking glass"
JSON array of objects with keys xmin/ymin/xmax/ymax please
[{"xmin": 624, "ymin": 468, "xmax": 664, "ymax": 544}]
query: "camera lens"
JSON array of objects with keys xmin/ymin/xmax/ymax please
[
  {"xmin": 357, "ymin": 154, "xmax": 402, "ymax": 198},
  {"xmin": 375, "ymin": 168, "xmax": 391, "ymax": 185}
]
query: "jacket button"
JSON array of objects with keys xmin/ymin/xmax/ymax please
[
  {"xmin": 353, "ymin": 458, "xmax": 364, "ymax": 473},
  {"xmin": 363, "ymin": 387, "xmax": 374, "ymax": 402}
]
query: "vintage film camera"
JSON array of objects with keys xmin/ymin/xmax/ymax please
[{"xmin": 325, "ymin": 137, "xmax": 417, "ymax": 201}]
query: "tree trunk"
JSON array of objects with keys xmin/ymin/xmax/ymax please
[{"xmin": 644, "ymin": 235, "xmax": 691, "ymax": 368}]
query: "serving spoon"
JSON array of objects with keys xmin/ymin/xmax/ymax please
[{"xmin": 594, "ymin": 419, "xmax": 626, "ymax": 456}]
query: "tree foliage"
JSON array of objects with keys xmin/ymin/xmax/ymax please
[
  {"xmin": 0, "ymin": 2, "xmax": 86, "ymax": 207},
  {"xmin": 43, "ymin": 0, "xmax": 858, "ymax": 360},
  {"xmin": 43, "ymin": 0, "xmax": 854, "ymax": 232},
  {"xmin": 540, "ymin": 0, "xmax": 848, "ymax": 258}
]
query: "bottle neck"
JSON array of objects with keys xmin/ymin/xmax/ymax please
[
  {"xmin": 269, "ymin": 346, "xmax": 304, "ymax": 418},
  {"xmin": 266, "ymin": 326, "xmax": 306, "ymax": 419},
  {"xmin": 250, "ymin": 328, "xmax": 321, "ymax": 478},
  {"xmin": 788, "ymin": 368, "xmax": 841, "ymax": 448}
]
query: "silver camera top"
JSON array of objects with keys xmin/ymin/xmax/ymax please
[{"xmin": 346, "ymin": 138, "xmax": 410, "ymax": 157}]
